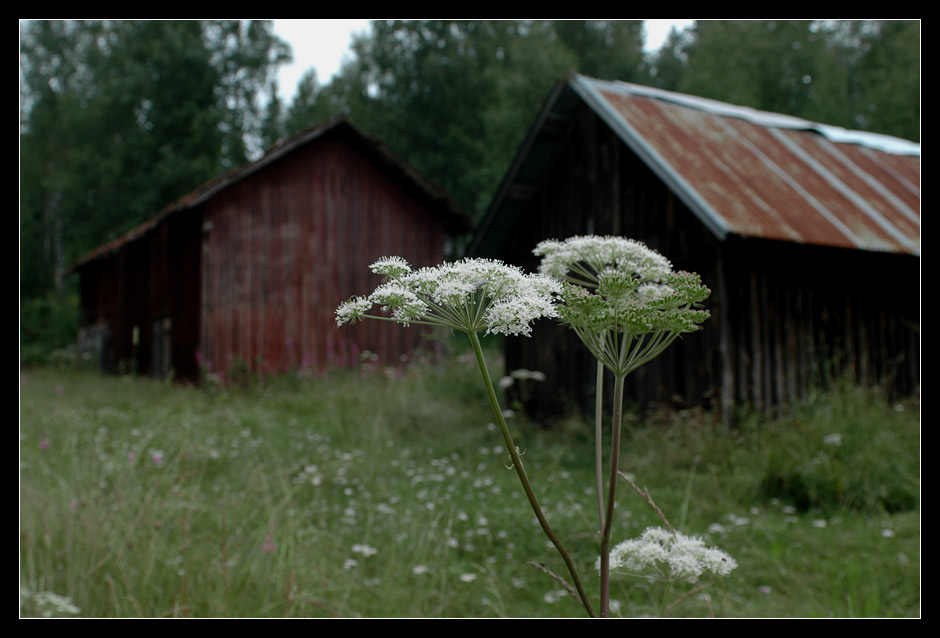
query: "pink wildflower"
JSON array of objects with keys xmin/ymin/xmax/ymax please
[{"xmin": 262, "ymin": 535, "xmax": 276, "ymax": 555}]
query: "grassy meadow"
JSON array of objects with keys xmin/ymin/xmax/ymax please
[{"xmin": 19, "ymin": 344, "xmax": 920, "ymax": 618}]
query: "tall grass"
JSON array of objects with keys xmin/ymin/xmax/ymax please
[{"xmin": 20, "ymin": 353, "xmax": 919, "ymax": 617}]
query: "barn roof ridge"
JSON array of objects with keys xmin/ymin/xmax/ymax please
[
  {"xmin": 70, "ymin": 116, "xmax": 471, "ymax": 272},
  {"xmin": 469, "ymin": 73, "xmax": 920, "ymax": 259},
  {"xmin": 572, "ymin": 76, "xmax": 921, "ymax": 157}
]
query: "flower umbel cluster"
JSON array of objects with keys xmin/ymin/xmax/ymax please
[
  {"xmin": 535, "ymin": 235, "xmax": 674, "ymax": 287},
  {"xmin": 533, "ymin": 236, "xmax": 710, "ymax": 376},
  {"xmin": 336, "ymin": 257, "xmax": 561, "ymax": 337},
  {"xmin": 605, "ymin": 526, "xmax": 738, "ymax": 585}
]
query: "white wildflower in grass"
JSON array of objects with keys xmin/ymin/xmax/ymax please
[
  {"xmin": 22, "ymin": 589, "xmax": 81, "ymax": 617},
  {"xmin": 606, "ymin": 526, "xmax": 737, "ymax": 585},
  {"xmin": 823, "ymin": 433, "xmax": 843, "ymax": 446},
  {"xmin": 351, "ymin": 543, "xmax": 378, "ymax": 557}
]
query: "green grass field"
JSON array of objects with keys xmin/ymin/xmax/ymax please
[{"xmin": 19, "ymin": 349, "xmax": 920, "ymax": 617}]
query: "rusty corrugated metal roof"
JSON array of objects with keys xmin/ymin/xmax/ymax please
[
  {"xmin": 70, "ymin": 117, "xmax": 471, "ymax": 271},
  {"xmin": 472, "ymin": 74, "xmax": 920, "ymax": 257}
]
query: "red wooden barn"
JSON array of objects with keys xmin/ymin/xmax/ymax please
[{"xmin": 72, "ymin": 117, "xmax": 471, "ymax": 382}]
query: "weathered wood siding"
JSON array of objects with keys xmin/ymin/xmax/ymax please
[
  {"xmin": 75, "ymin": 121, "xmax": 464, "ymax": 383},
  {"xmin": 199, "ymin": 132, "xmax": 448, "ymax": 378},
  {"xmin": 718, "ymin": 239, "xmax": 919, "ymax": 418},
  {"xmin": 76, "ymin": 209, "xmax": 203, "ymax": 379},
  {"xmin": 495, "ymin": 106, "xmax": 919, "ymax": 423}
]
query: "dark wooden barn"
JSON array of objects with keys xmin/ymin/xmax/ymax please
[
  {"xmin": 469, "ymin": 74, "xmax": 920, "ymax": 426},
  {"xmin": 72, "ymin": 117, "xmax": 471, "ymax": 383}
]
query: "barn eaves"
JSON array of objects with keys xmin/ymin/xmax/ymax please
[{"xmin": 470, "ymin": 73, "xmax": 920, "ymax": 260}]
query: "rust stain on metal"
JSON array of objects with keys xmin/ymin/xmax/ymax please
[{"xmin": 596, "ymin": 85, "xmax": 919, "ymax": 255}]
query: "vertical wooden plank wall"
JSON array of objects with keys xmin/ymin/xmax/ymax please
[
  {"xmin": 498, "ymin": 106, "xmax": 919, "ymax": 423},
  {"xmin": 199, "ymin": 133, "xmax": 449, "ymax": 379},
  {"xmin": 719, "ymin": 239, "xmax": 919, "ymax": 423}
]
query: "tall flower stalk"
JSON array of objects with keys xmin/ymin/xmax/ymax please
[
  {"xmin": 534, "ymin": 235, "xmax": 711, "ymax": 617},
  {"xmin": 336, "ymin": 257, "xmax": 597, "ymax": 617}
]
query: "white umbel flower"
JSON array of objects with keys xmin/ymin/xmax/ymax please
[
  {"xmin": 335, "ymin": 257, "xmax": 561, "ymax": 337},
  {"xmin": 369, "ymin": 256, "xmax": 412, "ymax": 277},
  {"xmin": 534, "ymin": 235, "xmax": 673, "ymax": 286},
  {"xmin": 335, "ymin": 297, "xmax": 374, "ymax": 327},
  {"xmin": 605, "ymin": 526, "xmax": 737, "ymax": 584},
  {"xmin": 533, "ymin": 235, "xmax": 710, "ymax": 377}
]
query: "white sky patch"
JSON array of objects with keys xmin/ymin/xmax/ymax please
[
  {"xmin": 643, "ymin": 19, "xmax": 695, "ymax": 51},
  {"xmin": 273, "ymin": 19, "xmax": 696, "ymax": 103},
  {"xmin": 274, "ymin": 19, "xmax": 370, "ymax": 102}
]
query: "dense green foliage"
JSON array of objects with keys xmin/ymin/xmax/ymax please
[
  {"xmin": 20, "ymin": 19, "xmax": 920, "ymax": 361},
  {"xmin": 650, "ymin": 20, "xmax": 921, "ymax": 143},
  {"xmin": 20, "ymin": 355, "xmax": 920, "ymax": 617},
  {"xmin": 19, "ymin": 20, "xmax": 290, "ymax": 358}
]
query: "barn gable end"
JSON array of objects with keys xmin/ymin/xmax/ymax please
[
  {"xmin": 469, "ymin": 75, "xmax": 919, "ymax": 425},
  {"xmin": 73, "ymin": 117, "xmax": 471, "ymax": 382}
]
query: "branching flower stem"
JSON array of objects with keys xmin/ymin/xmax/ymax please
[
  {"xmin": 619, "ymin": 470, "xmax": 677, "ymax": 535},
  {"xmin": 594, "ymin": 360, "xmax": 605, "ymax": 531},
  {"xmin": 535, "ymin": 235, "xmax": 712, "ymax": 618},
  {"xmin": 599, "ymin": 372, "xmax": 625, "ymax": 618},
  {"xmin": 468, "ymin": 330, "xmax": 597, "ymax": 618}
]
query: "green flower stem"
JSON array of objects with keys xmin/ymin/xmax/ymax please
[
  {"xmin": 595, "ymin": 360, "xmax": 605, "ymax": 530},
  {"xmin": 467, "ymin": 331, "xmax": 597, "ymax": 618},
  {"xmin": 599, "ymin": 373, "xmax": 625, "ymax": 618}
]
